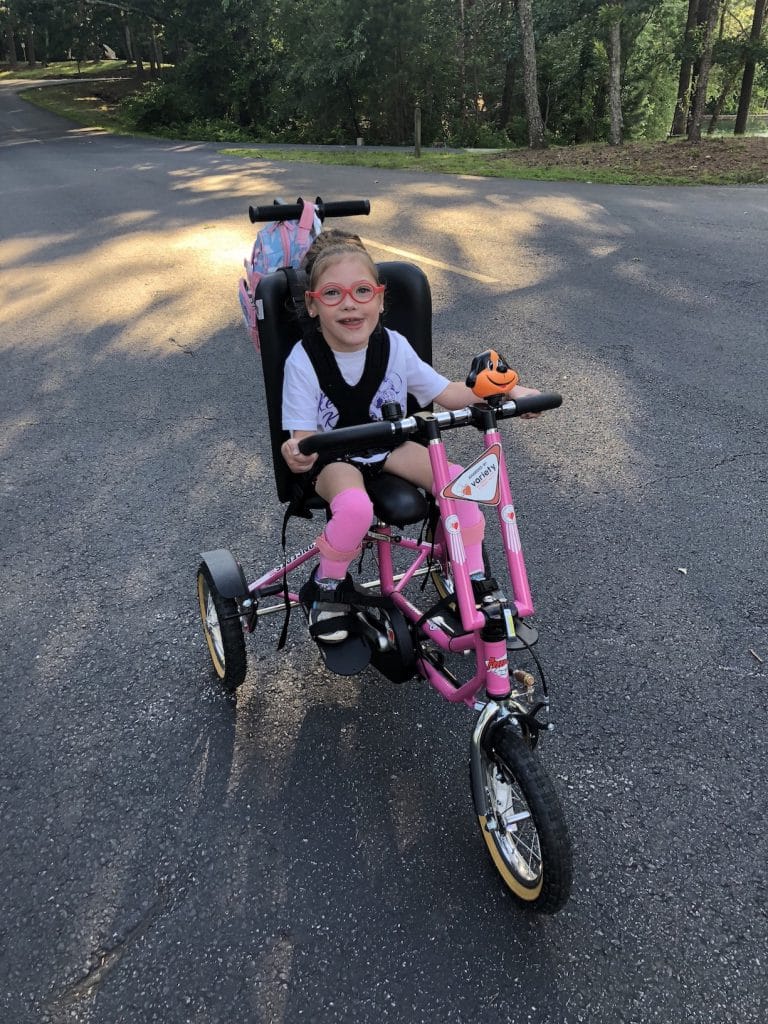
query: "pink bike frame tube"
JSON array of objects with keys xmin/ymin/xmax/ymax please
[
  {"xmin": 427, "ymin": 438, "xmax": 485, "ymax": 633},
  {"xmin": 484, "ymin": 426, "xmax": 534, "ymax": 617}
]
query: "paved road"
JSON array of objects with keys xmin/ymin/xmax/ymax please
[{"xmin": 1, "ymin": 83, "xmax": 767, "ymax": 1024}]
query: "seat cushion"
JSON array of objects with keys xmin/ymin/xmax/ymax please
[{"xmin": 365, "ymin": 473, "xmax": 429, "ymax": 526}]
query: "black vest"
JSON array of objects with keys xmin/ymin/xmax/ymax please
[{"xmin": 302, "ymin": 324, "xmax": 390, "ymax": 430}]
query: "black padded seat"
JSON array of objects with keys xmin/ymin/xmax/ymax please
[{"xmin": 366, "ymin": 473, "xmax": 429, "ymax": 526}]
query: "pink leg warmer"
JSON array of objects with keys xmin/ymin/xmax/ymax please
[
  {"xmin": 441, "ymin": 463, "xmax": 486, "ymax": 575},
  {"xmin": 317, "ymin": 488, "xmax": 374, "ymax": 579}
]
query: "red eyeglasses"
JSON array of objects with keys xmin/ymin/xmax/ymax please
[{"xmin": 305, "ymin": 281, "xmax": 386, "ymax": 307}]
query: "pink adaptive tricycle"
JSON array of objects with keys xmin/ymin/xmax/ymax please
[{"xmin": 197, "ymin": 199, "xmax": 573, "ymax": 913}]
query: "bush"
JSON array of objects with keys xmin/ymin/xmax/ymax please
[
  {"xmin": 119, "ymin": 81, "xmax": 193, "ymax": 131},
  {"xmin": 440, "ymin": 119, "xmax": 512, "ymax": 149}
]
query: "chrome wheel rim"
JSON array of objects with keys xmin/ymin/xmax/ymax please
[
  {"xmin": 483, "ymin": 761, "xmax": 542, "ymax": 884},
  {"xmin": 202, "ymin": 584, "xmax": 225, "ymax": 664}
]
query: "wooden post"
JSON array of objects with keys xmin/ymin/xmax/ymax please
[{"xmin": 414, "ymin": 102, "xmax": 422, "ymax": 158}]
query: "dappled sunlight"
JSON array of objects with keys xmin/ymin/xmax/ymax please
[
  {"xmin": 100, "ymin": 209, "xmax": 158, "ymax": 230},
  {"xmin": 371, "ymin": 183, "xmax": 635, "ymax": 292},
  {"xmin": 1, "ymin": 222, "xmax": 248, "ymax": 357},
  {"xmin": 169, "ymin": 164, "xmax": 281, "ymax": 201},
  {"xmin": 0, "ymin": 233, "xmax": 80, "ymax": 272}
]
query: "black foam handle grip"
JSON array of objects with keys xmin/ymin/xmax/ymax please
[
  {"xmin": 248, "ymin": 199, "xmax": 371, "ymax": 223},
  {"xmin": 298, "ymin": 420, "xmax": 400, "ymax": 457},
  {"xmin": 505, "ymin": 392, "xmax": 563, "ymax": 416}
]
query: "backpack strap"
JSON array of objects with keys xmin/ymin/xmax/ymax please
[{"xmin": 295, "ymin": 199, "xmax": 316, "ymax": 254}]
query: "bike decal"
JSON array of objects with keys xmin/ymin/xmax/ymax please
[
  {"xmin": 485, "ymin": 654, "xmax": 509, "ymax": 678},
  {"xmin": 441, "ymin": 443, "xmax": 502, "ymax": 505},
  {"xmin": 444, "ymin": 514, "xmax": 465, "ymax": 564},
  {"xmin": 260, "ymin": 542, "xmax": 316, "ymax": 581},
  {"xmin": 501, "ymin": 503, "xmax": 522, "ymax": 553}
]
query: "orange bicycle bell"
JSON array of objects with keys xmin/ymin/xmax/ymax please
[{"xmin": 466, "ymin": 350, "xmax": 520, "ymax": 399}]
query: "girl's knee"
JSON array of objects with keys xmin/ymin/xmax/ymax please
[{"xmin": 329, "ymin": 487, "xmax": 374, "ymax": 523}]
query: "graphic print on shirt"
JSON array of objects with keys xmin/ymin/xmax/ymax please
[{"xmin": 317, "ymin": 370, "xmax": 406, "ymax": 430}]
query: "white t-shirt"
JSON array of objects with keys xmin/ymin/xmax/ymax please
[{"xmin": 282, "ymin": 328, "xmax": 449, "ymax": 436}]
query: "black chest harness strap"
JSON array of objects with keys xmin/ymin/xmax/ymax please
[{"xmin": 302, "ymin": 324, "xmax": 390, "ymax": 429}]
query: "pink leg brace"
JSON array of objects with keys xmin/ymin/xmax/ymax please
[
  {"xmin": 442, "ymin": 463, "xmax": 486, "ymax": 575},
  {"xmin": 316, "ymin": 488, "xmax": 374, "ymax": 580}
]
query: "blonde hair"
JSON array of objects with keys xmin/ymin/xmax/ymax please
[{"xmin": 303, "ymin": 230, "xmax": 379, "ymax": 290}]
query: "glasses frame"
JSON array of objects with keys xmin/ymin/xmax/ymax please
[{"xmin": 305, "ymin": 280, "xmax": 386, "ymax": 307}]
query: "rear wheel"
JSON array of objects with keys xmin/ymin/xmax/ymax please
[
  {"xmin": 472, "ymin": 720, "xmax": 572, "ymax": 913},
  {"xmin": 196, "ymin": 563, "xmax": 247, "ymax": 693}
]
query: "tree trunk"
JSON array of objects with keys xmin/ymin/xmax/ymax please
[
  {"xmin": 735, "ymin": 0, "xmax": 767, "ymax": 134},
  {"xmin": 671, "ymin": 0, "xmax": 701, "ymax": 136},
  {"xmin": 26, "ymin": 25, "xmax": 36, "ymax": 67},
  {"xmin": 607, "ymin": 8, "xmax": 622, "ymax": 146},
  {"xmin": 124, "ymin": 23, "xmax": 134, "ymax": 62},
  {"xmin": 458, "ymin": 0, "xmax": 467, "ymax": 120},
  {"xmin": 706, "ymin": 66, "xmax": 739, "ymax": 133},
  {"xmin": 500, "ymin": 57, "xmax": 516, "ymax": 129},
  {"xmin": 151, "ymin": 27, "xmax": 162, "ymax": 69},
  {"xmin": 4, "ymin": 28, "xmax": 18, "ymax": 67},
  {"xmin": 688, "ymin": 1, "xmax": 722, "ymax": 142},
  {"xmin": 514, "ymin": 0, "xmax": 546, "ymax": 148}
]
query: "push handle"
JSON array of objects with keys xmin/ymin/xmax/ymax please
[{"xmin": 249, "ymin": 197, "xmax": 371, "ymax": 224}]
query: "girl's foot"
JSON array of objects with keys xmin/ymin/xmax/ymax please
[{"xmin": 307, "ymin": 573, "xmax": 351, "ymax": 643}]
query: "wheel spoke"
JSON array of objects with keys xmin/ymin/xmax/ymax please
[
  {"xmin": 484, "ymin": 761, "xmax": 542, "ymax": 883},
  {"xmin": 205, "ymin": 593, "xmax": 225, "ymax": 661}
]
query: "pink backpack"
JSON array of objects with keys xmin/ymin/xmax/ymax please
[{"xmin": 238, "ymin": 199, "xmax": 320, "ymax": 351}]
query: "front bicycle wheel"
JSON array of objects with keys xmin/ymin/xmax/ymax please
[
  {"xmin": 471, "ymin": 719, "xmax": 572, "ymax": 913},
  {"xmin": 196, "ymin": 563, "xmax": 247, "ymax": 693}
]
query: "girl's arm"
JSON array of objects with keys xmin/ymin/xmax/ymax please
[{"xmin": 434, "ymin": 381, "xmax": 541, "ymax": 411}]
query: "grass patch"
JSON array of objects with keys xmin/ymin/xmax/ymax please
[
  {"xmin": 0, "ymin": 59, "xmax": 134, "ymax": 80},
  {"xmin": 220, "ymin": 144, "xmax": 768, "ymax": 186},
  {"xmin": 20, "ymin": 81, "xmax": 138, "ymax": 132}
]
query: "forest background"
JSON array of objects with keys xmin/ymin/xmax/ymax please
[{"xmin": 1, "ymin": 1, "xmax": 766, "ymax": 160}]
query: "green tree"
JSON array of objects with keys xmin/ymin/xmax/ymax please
[
  {"xmin": 514, "ymin": 0, "xmax": 546, "ymax": 147},
  {"xmin": 735, "ymin": 0, "xmax": 767, "ymax": 131},
  {"xmin": 687, "ymin": 0, "xmax": 722, "ymax": 139}
]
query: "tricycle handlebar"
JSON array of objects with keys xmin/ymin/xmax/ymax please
[
  {"xmin": 298, "ymin": 417, "xmax": 419, "ymax": 457},
  {"xmin": 296, "ymin": 393, "xmax": 562, "ymax": 459}
]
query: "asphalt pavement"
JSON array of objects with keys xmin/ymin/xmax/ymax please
[{"xmin": 1, "ymin": 82, "xmax": 767, "ymax": 1024}]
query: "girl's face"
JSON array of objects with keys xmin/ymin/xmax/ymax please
[{"xmin": 305, "ymin": 255, "xmax": 384, "ymax": 352}]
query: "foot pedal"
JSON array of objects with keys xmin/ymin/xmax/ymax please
[
  {"xmin": 315, "ymin": 634, "xmax": 372, "ymax": 676},
  {"xmin": 299, "ymin": 576, "xmax": 373, "ymax": 677}
]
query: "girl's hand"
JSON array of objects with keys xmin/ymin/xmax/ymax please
[
  {"xmin": 508, "ymin": 384, "xmax": 543, "ymax": 419},
  {"xmin": 281, "ymin": 436, "xmax": 318, "ymax": 474}
]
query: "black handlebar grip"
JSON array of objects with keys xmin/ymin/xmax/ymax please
[
  {"xmin": 249, "ymin": 198, "xmax": 370, "ymax": 224},
  {"xmin": 319, "ymin": 200, "xmax": 371, "ymax": 219},
  {"xmin": 298, "ymin": 420, "xmax": 399, "ymax": 457},
  {"xmin": 249, "ymin": 203, "xmax": 303, "ymax": 222},
  {"xmin": 508, "ymin": 392, "xmax": 563, "ymax": 416}
]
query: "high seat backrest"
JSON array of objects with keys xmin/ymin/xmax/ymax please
[{"xmin": 254, "ymin": 261, "xmax": 433, "ymax": 503}]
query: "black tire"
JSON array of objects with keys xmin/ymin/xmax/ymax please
[
  {"xmin": 472, "ymin": 720, "xmax": 572, "ymax": 913},
  {"xmin": 196, "ymin": 563, "xmax": 247, "ymax": 693}
]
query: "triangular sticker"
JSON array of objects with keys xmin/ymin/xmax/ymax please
[{"xmin": 441, "ymin": 443, "xmax": 502, "ymax": 506}]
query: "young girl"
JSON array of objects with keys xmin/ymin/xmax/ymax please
[{"xmin": 281, "ymin": 232, "xmax": 539, "ymax": 642}]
